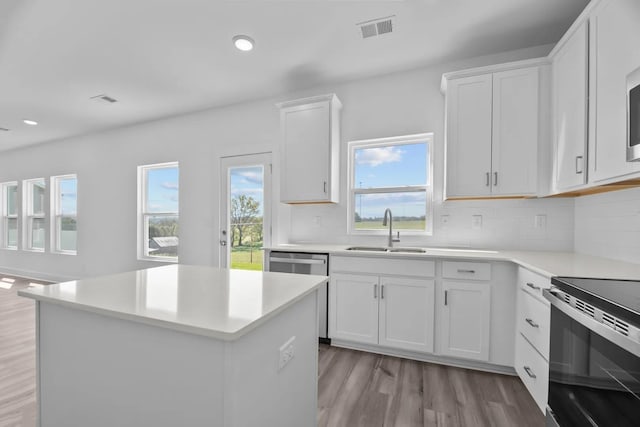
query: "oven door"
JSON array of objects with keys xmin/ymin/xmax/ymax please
[{"xmin": 546, "ymin": 290, "xmax": 640, "ymax": 426}]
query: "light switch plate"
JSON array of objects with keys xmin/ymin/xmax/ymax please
[
  {"xmin": 534, "ymin": 214, "xmax": 547, "ymax": 229},
  {"xmin": 278, "ymin": 336, "xmax": 296, "ymax": 371}
]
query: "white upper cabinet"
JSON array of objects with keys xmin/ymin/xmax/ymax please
[
  {"xmin": 551, "ymin": 20, "xmax": 589, "ymax": 191},
  {"xmin": 277, "ymin": 94, "xmax": 341, "ymax": 204},
  {"xmin": 443, "ymin": 62, "xmax": 542, "ymax": 199},
  {"xmin": 588, "ymin": 0, "xmax": 640, "ymax": 183},
  {"xmin": 445, "ymin": 74, "xmax": 493, "ymax": 198}
]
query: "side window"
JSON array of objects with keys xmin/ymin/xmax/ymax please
[
  {"xmin": 24, "ymin": 178, "xmax": 46, "ymax": 251},
  {"xmin": 52, "ymin": 175, "xmax": 77, "ymax": 254},
  {"xmin": 1, "ymin": 182, "xmax": 18, "ymax": 249},
  {"xmin": 138, "ymin": 162, "xmax": 179, "ymax": 261}
]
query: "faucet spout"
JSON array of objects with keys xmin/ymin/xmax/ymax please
[{"xmin": 382, "ymin": 208, "xmax": 400, "ymax": 247}]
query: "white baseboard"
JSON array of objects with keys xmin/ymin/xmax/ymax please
[{"xmin": 331, "ymin": 339, "xmax": 516, "ymax": 376}]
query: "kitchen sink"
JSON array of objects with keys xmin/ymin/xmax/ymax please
[
  {"xmin": 388, "ymin": 247, "xmax": 427, "ymax": 253},
  {"xmin": 345, "ymin": 246, "xmax": 388, "ymax": 252}
]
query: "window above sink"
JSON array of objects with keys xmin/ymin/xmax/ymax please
[{"xmin": 347, "ymin": 133, "xmax": 434, "ymax": 236}]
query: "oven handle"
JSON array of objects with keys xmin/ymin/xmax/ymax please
[
  {"xmin": 543, "ymin": 288, "xmax": 640, "ymax": 357},
  {"xmin": 269, "ymin": 257, "xmax": 326, "ymax": 265}
]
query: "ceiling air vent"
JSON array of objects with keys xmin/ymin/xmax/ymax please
[
  {"xmin": 357, "ymin": 16, "xmax": 395, "ymax": 39},
  {"xmin": 90, "ymin": 94, "xmax": 118, "ymax": 104}
]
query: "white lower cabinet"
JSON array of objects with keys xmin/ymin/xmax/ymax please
[
  {"xmin": 378, "ymin": 276, "xmax": 435, "ymax": 353},
  {"xmin": 329, "ymin": 272, "xmax": 435, "ymax": 352},
  {"xmin": 330, "ymin": 273, "xmax": 379, "ymax": 345},
  {"xmin": 439, "ymin": 281, "xmax": 491, "ymax": 361},
  {"xmin": 515, "ymin": 333, "xmax": 549, "ymax": 413}
]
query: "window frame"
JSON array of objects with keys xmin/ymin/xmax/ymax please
[
  {"xmin": 347, "ymin": 133, "xmax": 434, "ymax": 236},
  {"xmin": 1, "ymin": 181, "xmax": 19, "ymax": 250},
  {"xmin": 137, "ymin": 162, "xmax": 179, "ymax": 262},
  {"xmin": 51, "ymin": 174, "xmax": 78, "ymax": 255},
  {"xmin": 23, "ymin": 178, "xmax": 46, "ymax": 252}
]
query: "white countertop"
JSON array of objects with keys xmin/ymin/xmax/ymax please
[
  {"xmin": 266, "ymin": 244, "xmax": 640, "ymax": 280},
  {"xmin": 18, "ymin": 264, "xmax": 328, "ymax": 341}
]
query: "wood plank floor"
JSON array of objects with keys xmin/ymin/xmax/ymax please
[
  {"xmin": 0, "ymin": 276, "xmax": 50, "ymax": 427},
  {"xmin": 318, "ymin": 344, "xmax": 544, "ymax": 427},
  {"xmin": 1, "ymin": 274, "xmax": 543, "ymax": 427}
]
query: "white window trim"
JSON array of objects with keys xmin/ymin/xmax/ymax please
[
  {"xmin": 138, "ymin": 162, "xmax": 179, "ymax": 263},
  {"xmin": 51, "ymin": 174, "xmax": 77, "ymax": 255},
  {"xmin": 23, "ymin": 178, "xmax": 46, "ymax": 252},
  {"xmin": 1, "ymin": 181, "xmax": 18, "ymax": 250},
  {"xmin": 347, "ymin": 133, "xmax": 434, "ymax": 236}
]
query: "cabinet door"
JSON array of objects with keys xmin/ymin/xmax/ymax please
[
  {"xmin": 553, "ymin": 21, "xmax": 589, "ymax": 190},
  {"xmin": 378, "ymin": 277, "xmax": 435, "ymax": 353},
  {"xmin": 491, "ymin": 67, "xmax": 539, "ymax": 196},
  {"xmin": 445, "ymin": 74, "xmax": 493, "ymax": 198},
  {"xmin": 440, "ymin": 281, "xmax": 491, "ymax": 361},
  {"xmin": 590, "ymin": 0, "xmax": 640, "ymax": 182},
  {"xmin": 329, "ymin": 273, "xmax": 379, "ymax": 345},
  {"xmin": 280, "ymin": 101, "xmax": 330, "ymax": 203}
]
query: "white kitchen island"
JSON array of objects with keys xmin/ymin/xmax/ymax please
[{"xmin": 18, "ymin": 264, "xmax": 327, "ymax": 427}]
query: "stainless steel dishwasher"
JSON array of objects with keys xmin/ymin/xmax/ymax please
[{"xmin": 266, "ymin": 251, "xmax": 329, "ymax": 341}]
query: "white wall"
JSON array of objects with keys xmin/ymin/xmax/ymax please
[
  {"xmin": 574, "ymin": 187, "xmax": 640, "ymax": 264},
  {"xmin": 0, "ymin": 43, "xmax": 576, "ymax": 281}
]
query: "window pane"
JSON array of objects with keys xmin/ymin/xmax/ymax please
[
  {"xmin": 7, "ymin": 185, "xmax": 17, "ymax": 215},
  {"xmin": 59, "ymin": 216, "xmax": 77, "ymax": 252},
  {"xmin": 229, "ymin": 165, "xmax": 264, "ymax": 271},
  {"xmin": 354, "ymin": 142, "xmax": 428, "ymax": 189},
  {"xmin": 32, "ymin": 180, "xmax": 45, "ymax": 215},
  {"xmin": 59, "ymin": 178, "xmax": 77, "ymax": 216},
  {"xmin": 354, "ymin": 191, "xmax": 427, "ymax": 231},
  {"xmin": 7, "ymin": 218, "xmax": 17, "ymax": 247},
  {"xmin": 147, "ymin": 215, "xmax": 178, "ymax": 259},
  {"xmin": 31, "ymin": 218, "xmax": 45, "ymax": 250},
  {"xmin": 146, "ymin": 167, "xmax": 178, "ymax": 213}
]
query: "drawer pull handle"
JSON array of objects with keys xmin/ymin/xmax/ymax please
[
  {"xmin": 525, "ymin": 318, "xmax": 539, "ymax": 328},
  {"xmin": 457, "ymin": 269, "xmax": 475, "ymax": 274},
  {"xmin": 524, "ymin": 366, "xmax": 537, "ymax": 379},
  {"xmin": 526, "ymin": 282, "xmax": 540, "ymax": 290},
  {"xmin": 373, "ymin": 284, "xmax": 378, "ymax": 299}
]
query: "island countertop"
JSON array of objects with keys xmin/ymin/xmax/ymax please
[{"xmin": 18, "ymin": 264, "xmax": 328, "ymax": 341}]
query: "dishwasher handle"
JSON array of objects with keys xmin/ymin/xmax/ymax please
[{"xmin": 269, "ymin": 257, "xmax": 326, "ymax": 265}]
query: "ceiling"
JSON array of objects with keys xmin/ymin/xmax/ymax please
[{"xmin": 0, "ymin": 0, "xmax": 589, "ymax": 151}]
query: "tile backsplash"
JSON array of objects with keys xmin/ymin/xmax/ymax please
[
  {"xmin": 290, "ymin": 197, "xmax": 575, "ymax": 251},
  {"xmin": 574, "ymin": 187, "xmax": 640, "ymax": 264}
]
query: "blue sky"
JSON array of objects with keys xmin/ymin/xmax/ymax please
[
  {"xmin": 230, "ymin": 166, "xmax": 264, "ymax": 215},
  {"xmin": 354, "ymin": 143, "xmax": 428, "ymax": 218},
  {"xmin": 59, "ymin": 178, "xmax": 78, "ymax": 216},
  {"xmin": 147, "ymin": 167, "xmax": 179, "ymax": 213}
]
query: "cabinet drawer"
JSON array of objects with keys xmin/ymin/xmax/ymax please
[
  {"xmin": 515, "ymin": 333, "xmax": 548, "ymax": 414},
  {"xmin": 518, "ymin": 267, "xmax": 550, "ymax": 298},
  {"xmin": 442, "ymin": 261, "xmax": 491, "ymax": 281},
  {"xmin": 330, "ymin": 256, "xmax": 435, "ymax": 277},
  {"xmin": 518, "ymin": 289, "xmax": 550, "ymax": 360}
]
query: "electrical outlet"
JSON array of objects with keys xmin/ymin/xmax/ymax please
[
  {"xmin": 472, "ymin": 215, "xmax": 482, "ymax": 230},
  {"xmin": 278, "ymin": 336, "xmax": 296, "ymax": 371},
  {"xmin": 534, "ymin": 214, "xmax": 547, "ymax": 229}
]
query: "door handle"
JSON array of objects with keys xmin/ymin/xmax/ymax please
[
  {"xmin": 373, "ymin": 284, "xmax": 378, "ymax": 299},
  {"xmin": 444, "ymin": 290, "xmax": 448, "ymax": 306},
  {"xmin": 457, "ymin": 269, "xmax": 475, "ymax": 274},
  {"xmin": 526, "ymin": 282, "xmax": 540, "ymax": 291},
  {"xmin": 494, "ymin": 172, "xmax": 498, "ymax": 186},
  {"xmin": 486, "ymin": 172, "xmax": 490, "ymax": 187},
  {"xmin": 381, "ymin": 285, "xmax": 385, "ymax": 299},
  {"xmin": 525, "ymin": 318, "xmax": 539, "ymax": 328},
  {"xmin": 523, "ymin": 366, "xmax": 537, "ymax": 379},
  {"xmin": 220, "ymin": 240, "xmax": 227, "ymax": 246},
  {"xmin": 323, "ymin": 181, "xmax": 327, "ymax": 194},
  {"xmin": 576, "ymin": 156, "xmax": 583, "ymax": 174}
]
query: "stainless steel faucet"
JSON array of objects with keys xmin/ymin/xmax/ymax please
[{"xmin": 382, "ymin": 208, "xmax": 401, "ymax": 248}]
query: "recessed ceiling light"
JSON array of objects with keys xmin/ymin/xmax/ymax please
[
  {"xmin": 233, "ymin": 35, "xmax": 254, "ymax": 52},
  {"xmin": 23, "ymin": 119, "xmax": 38, "ymax": 126}
]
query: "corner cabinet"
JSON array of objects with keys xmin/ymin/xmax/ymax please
[
  {"xmin": 443, "ymin": 61, "xmax": 543, "ymax": 199},
  {"xmin": 550, "ymin": 20, "xmax": 589, "ymax": 192},
  {"xmin": 277, "ymin": 94, "xmax": 342, "ymax": 204}
]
